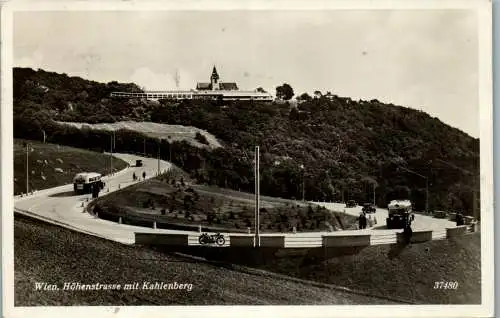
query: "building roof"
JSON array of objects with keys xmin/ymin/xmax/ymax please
[
  {"xmin": 196, "ymin": 83, "xmax": 211, "ymax": 90},
  {"xmin": 219, "ymin": 82, "xmax": 238, "ymax": 90}
]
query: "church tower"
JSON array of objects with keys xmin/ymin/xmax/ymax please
[{"xmin": 210, "ymin": 66, "xmax": 220, "ymax": 90}]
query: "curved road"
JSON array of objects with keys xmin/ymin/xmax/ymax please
[
  {"xmin": 14, "ymin": 153, "xmax": 200, "ymax": 244},
  {"xmin": 14, "ymin": 153, "xmax": 457, "ymax": 245}
]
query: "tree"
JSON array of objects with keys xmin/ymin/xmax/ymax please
[
  {"xmin": 314, "ymin": 91, "xmax": 323, "ymax": 99},
  {"xmin": 296, "ymin": 92, "xmax": 312, "ymax": 102},
  {"xmin": 276, "ymin": 83, "xmax": 294, "ymax": 100}
]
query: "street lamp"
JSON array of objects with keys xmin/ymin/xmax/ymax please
[
  {"xmin": 254, "ymin": 146, "xmax": 260, "ymax": 247},
  {"xmin": 110, "ymin": 130, "xmax": 115, "ymax": 175},
  {"xmin": 157, "ymin": 138, "xmax": 161, "ymax": 175},
  {"xmin": 299, "ymin": 164, "xmax": 305, "ymax": 202},
  {"xmin": 24, "ymin": 142, "xmax": 31, "ymax": 194},
  {"xmin": 168, "ymin": 136, "xmax": 172, "ymax": 162},
  {"xmin": 398, "ymin": 166, "xmax": 429, "ymax": 212},
  {"xmin": 434, "ymin": 158, "xmax": 479, "ymax": 219}
]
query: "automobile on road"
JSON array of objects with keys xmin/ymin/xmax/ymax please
[
  {"xmin": 345, "ymin": 200, "xmax": 357, "ymax": 208},
  {"xmin": 362, "ymin": 203, "xmax": 376, "ymax": 214}
]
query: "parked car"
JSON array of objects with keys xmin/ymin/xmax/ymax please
[
  {"xmin": 448, "ymin": 212, "xmax": 457, "ymax": 221},
  {"xmin": 433, "ymin": 210, "xmax": 448, "ymax": 219},
  {"xmin": 362, "ymin": 203, "xmax": 376, "ymax": 214},
  {"xmin": 346, "ymin": 200, "xmax": 357, "ymax": 208}
]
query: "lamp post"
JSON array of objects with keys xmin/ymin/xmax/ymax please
[
  {"xmin": 299, "ymin": 164, "xmax": 305, "ymax": 202},
  {"xmin": 254, "ymin": 146, "xmax": 260, "ymax": 247},
  {"xmin": 157, "ymin": 138, "xmax": 161, "ymax": 175},
  {"xmin": 434, "ymin": 158, "xmax": 479, "ymax": 220},
  {"xmin": 168, "ymin": 136, "xmax": 172, "ymax": 162},
  {"xmin": 373, "ymin": 183, "xmax": 376, "ymax": 205},
  {"xmin": 110, "ymin": 130, "xmax": 115, "ymax": 175},
  {"xmin": 25, "ymin": 142, "xmax": 30, "ymax": 194},
  {"xmin": 398, "ymin": 166, "xmax": 429, "ymax": 212}
]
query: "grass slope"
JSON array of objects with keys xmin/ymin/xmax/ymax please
[
  {"xmin": 167, "ymin": 234, "xmax": 481, "ymax": 304},
  {"xmin": 14, "ymin": 214, "xmax": 390, "ymax": 305},
  {"xmin": 14, "ymin": 139, "xmax": 128, "ymax": 195},
  {"xmin": 56, "ymin": 120, "xmax": 222, "ymax": 149}
]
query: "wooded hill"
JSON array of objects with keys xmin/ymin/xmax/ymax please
[{"xmin": 13, "ymin": 67, "xmax": 480, "ymax": 215}]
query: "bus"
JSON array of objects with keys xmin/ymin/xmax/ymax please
[
  {"xmin": 386, "ymin": 199, "xmax": 413, "ymax": 229},
  {"xmin": 73, "ymin": 172, "xmax": 105, "ymax": 194}
]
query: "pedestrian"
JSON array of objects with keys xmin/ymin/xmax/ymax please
[
  {"xmin": 358, "ymin": 213, "xmax": 363, "ymax": 230},
  {"xmin": 133, "ymin": 172, "xmax": 137, "ymax": 181},
  {"xmin": 403, "ymin": 219, "xmax": 413, "ymax": 244},
  {"xmin": 456, "ymin": 213, "xmax": 464, "ymax": 226},
  {"xmin": 142, "ymin": 171, "xmax": 146, "ymax": 180},
  {"xmin": 360, "ymin": 213, "xmax": 367, "ymax": 229}
]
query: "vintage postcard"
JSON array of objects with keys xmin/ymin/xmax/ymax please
[{"xmin": 1, "ymin": 0, "xmax": 494, "ymax": 317}]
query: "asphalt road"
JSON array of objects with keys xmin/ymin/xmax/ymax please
[
  {"xmin": 14, "ymin": 153, "xmax": 458, "ymax": 246},
  {"xmin": 312, "ymin": 202, "xmax": 457, "ymax": 241},
  {"xmin": 14, "ymin": 153, "xmax": 184, "ymax": 244}
]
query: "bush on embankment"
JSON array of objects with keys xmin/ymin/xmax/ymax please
[{"xmin": 91, "ymin": 177, "xmax": 357, "ymax": 233}]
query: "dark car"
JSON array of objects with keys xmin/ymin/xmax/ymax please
[
  {"xmin": 433, "ymin": 210, "xmax": 448, "ymax": 219},
  {"xmin": 362, "ymin": 203, "xmax": 376, "ymax": 214},
  {"xmin": 346, "ymin": 200, "xmax": 357, "ymax": 208}
]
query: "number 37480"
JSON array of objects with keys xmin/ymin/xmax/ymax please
[{"xmin": 434, "ymin": 281, "xmax": 459, "ymax": 289}]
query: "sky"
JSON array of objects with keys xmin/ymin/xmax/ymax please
[{"xmin": 13, "ymin": 10, "xmax": 479, "ymax": 137}]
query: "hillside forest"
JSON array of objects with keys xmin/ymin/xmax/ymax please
[{"xmin": 13, "ymin": 67, "xmax": 480, "ymax": 216}]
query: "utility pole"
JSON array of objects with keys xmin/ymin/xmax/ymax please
[
  {"xmin": 435, "ymin": 158, "xmax": 478, "ymax": 219},
  {"xmin": 157, "ymin": 139, "xmax": 161, "ymax": 175},
  {"xmin": 300, "ymin": 164, "xmax": 305, "ymax": 202},
  {"xmin": 373, "ymin": 183, "xmax": 376, "ymax": 205},
  {"xmin": 110, "ymin": 134, "xmax": 113, "ymax": 175},
  {"xmin": 425, "ymin": 178, "xmax": 429, "ymax": 213},
  {"xmin": 398, "ymin": 166, "xmax": 429, "ymax": 212},
  {"xmin": 302, "ymin": 173, "xmax": 305, "ymax": 202},
  {"xmin": 25, "ymin": 143, "xmax": 29, "ymax": 194},
  {"xmin": 254, "ymin": 146, "xmax": 260, "ymax": 247}
]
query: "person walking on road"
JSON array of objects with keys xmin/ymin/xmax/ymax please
[
  {"xmin": 133, "ymin": 172, "xmax": 137, "ymax": 181},
  {"xmin": 142, "ymin": 171, "xmax": 146, "ymax": 180},
  {"xmin": 403, "ymin": 216, "xmax": 413, "ymax": 244},
  {"xmin": 358, "ymin": 213, "xmax": 367, "ymax": 230}
]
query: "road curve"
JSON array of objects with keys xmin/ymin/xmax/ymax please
[
  {"xmin": 311, "ymin": 201, "xmax": 457, "ymax": 236},
  {"xmin": 14, "ymin": 152, "xmax": 458, "ymax": 246},
  {"xmin": 14, "ymin": 153, "xmax": 193, "ymax": 244}
]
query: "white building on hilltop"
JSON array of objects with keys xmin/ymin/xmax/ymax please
[{"xmin": 111, "ymin": 66, "xmax": 273, "ymax": 102}]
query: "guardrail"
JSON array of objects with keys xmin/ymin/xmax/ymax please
[
  {"xmin": 323, "ymin": 234, "xmax": 371, "ymax": 247},
  {"xmin": 133, "ymin": 224, "xmax": 475, "ymax": 248},
  {"xmin": 285, "ymin": 235, "xmax": 323, "ymax": 248}
]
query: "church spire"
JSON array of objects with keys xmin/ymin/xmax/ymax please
[
  {"xmin": 211, "ymin": 66, "xmax": 219, "ymax": 81},
  {"xmin": 210, "ymin": 65, "xmax": 219, "ymax": 90}
]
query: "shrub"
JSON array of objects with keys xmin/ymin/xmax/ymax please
[{"xmin": 195, "ymin": 132, "xmax": 209, "ymax": 145}]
